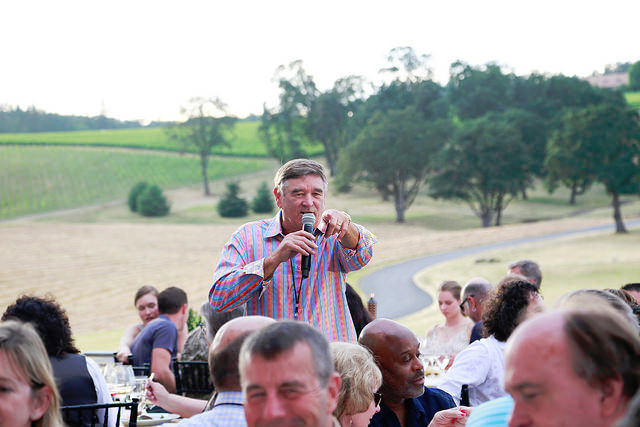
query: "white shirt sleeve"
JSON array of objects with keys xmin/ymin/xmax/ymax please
[
  {"xmin": 85, "ymin": 356, "xmax": 117, "ymax": 427},
  {"xmin": 438, "ymin": 341, "xmax": 491, "ymax": 405}
]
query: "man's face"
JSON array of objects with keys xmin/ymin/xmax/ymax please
[
  {"xmin": 241, "ymin": 342, "xmax": 340, "ymax": 427},
  {"xmin": 505, "ymin": 325, "xmax": 605, "ymax": 426},
  {"xmin": 377, "ymin": 331, "xmax": 425, "ymax": 401},
  {"xmin": 626, "ymin": 290, "xmax": 640, "ymax": 305},
  {"xmin": 461, "ymin": 294, "xmax": 481, "ymax": 323},
  {"xmin": 274, "ymin": 175, "xmax": 326, "ymax": 234}
]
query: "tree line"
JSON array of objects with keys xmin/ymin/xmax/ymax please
[
  {"xmin": 0, "ymin": 106, "xmax": 146, "ymax": 132},
  {"xmin": 256, "ymin": 48, "xmax": 640, "ymax": 232}
]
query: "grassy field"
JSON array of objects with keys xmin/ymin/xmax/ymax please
[
  {"xmin": 0, "ymin": 121, "xmax": 324, "ymax": 157},
  {"xmin": 399, "ymin": 229, "xmax": 640, "ymax": 337},
  {"xmin": 0, "ymin": 145, "xmax": 271, "ymax": 219},
  {"xmin": 625, "ymin": 91, "xmax": 640, "ymax": 110}
]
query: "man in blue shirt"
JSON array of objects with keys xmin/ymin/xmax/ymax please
[
  {"xmin": 360, "ymin": 319, "xmax": 467, "ymax": 426},
  {"xmin": 132, "ymin": 286, "xmax": 188, "ymax": 393}
]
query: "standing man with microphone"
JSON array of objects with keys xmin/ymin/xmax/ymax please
[{"xmin": 209, "ymin": 159, "xmax": 376, "ymax": 342}]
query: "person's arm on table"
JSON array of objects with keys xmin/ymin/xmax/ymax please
[
  {"xmin": 438, "ymin": 344, "xmax": 490, "ymax": 405},
  {"xmin": 146, "ymin": 380, "xmax": 207, "ymax": 418},
  {"xmin": 116, "ymin": 324, "xmax": 141, "ymax": 363},
  {"xmin": 151, "ymin": 348, "xmax": 176, "ymax": 393}
]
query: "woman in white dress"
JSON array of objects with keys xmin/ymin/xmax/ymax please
[{"xmin": 422, "ymin": 281, "xmax": 473, "ymax": 369}]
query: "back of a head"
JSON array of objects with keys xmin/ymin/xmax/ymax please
[
  {"xmin": 211, "ymin": 332, "xmax": 252, "ymax": 391},
  {"xmin": 331, "ymin": 342, "xmax": 382, "ymax": 420},
  {"xmin": 482, "ymin": 278, "xmax": 539, "ymax": 342},
  {"xmin": 345, "ymin": 284, "xmax": 373, "ymax": 338},
  {"xmin": 274, "ymin": 158, "xmax": 327, "ymax": 193},
  {"xmin": 200, "ymin": 303, "xmax": 245, "ymax": 343},
  {"xmin": 1, "ymin": 295, "xmax": 79, "ymax": 357},
  {"xmin": 508, "ymin": 259, "xmax": 542, "ymax": 289},
  {"xmin": 239, "ymin": 321, "xmax": 333, "ymax": 387},
  {"xmin": 463, "ymin": 278, "xmax": 493, "ymax": 302},
  {"xmin": 558, "ymin": 289, "xmax": 639, "ymax": 332},
  {"xmin": 563, "ymin": 309, "xmax": 640, "ymax": 399},
  {"xmin": 158, "ymin": 287, "xmax": 188, "ymax": 314},
  {"xmin": 0, "ymin": 320, "xmax": 63, "ymax": 427}
]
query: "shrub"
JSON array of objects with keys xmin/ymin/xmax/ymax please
[
  {"xmin": 187, "ymin": 308, "xmax": 203, "ymax": 332},
  {"xmin": 251, "ymin": 181, "xmax": 274, "ymax": 213},
  {"xmin": 137, "ymin": 184, "xmax": 170, "ymax": 217},
  {"xmin": 128, "ymin": 181, "xmax": 149, "ymax": 212},
  {"xmin": 217, "ymin": 181, "xmax": 248, "ymax": 217}
]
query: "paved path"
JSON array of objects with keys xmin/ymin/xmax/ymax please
[{"xmin": 360, "ymin": 218, "xmax": 640, "ymax": 319}]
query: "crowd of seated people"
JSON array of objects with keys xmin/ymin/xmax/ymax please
[{"xmin": 2, "ymin": 255, "xmax": 640, "ymax": 427}]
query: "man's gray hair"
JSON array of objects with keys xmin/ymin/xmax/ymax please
[
  {"xmin": 463, "ymin": 278, "xmax": 493, "ymax": 302},
  {"xmin": 564, "ymin": 309, "xmax": 640, "ymax": 398},
  {"xmin": 508, "ymin": 259, "xmax": 542, "ymax": 288},
  {"xmin": 239, "ymin": 321, "xmax": 334, "ymax": 386},
  {"xmin": 274, "ymin": 159, "xmax": 327, "ymax": 193}
]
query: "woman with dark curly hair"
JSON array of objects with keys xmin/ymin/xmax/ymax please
[
  {"xmin": 2, "ymin": 295, "xmax": 115, "ymax": 426},
  {"xmin": 438, "ymin": 276, "xmax": 543, "ymax": 406}
]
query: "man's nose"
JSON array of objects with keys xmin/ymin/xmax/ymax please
[
  {"xmin": 300, "ymin": 193, "xmax": 313, "ymax": 206},
  {"xmin": 262, "ymin": 394, "xmax": 287, "ymax": 420},
  {"xmin": 508, "ymin": 403, "xmax": 531, "ymax": 427}
]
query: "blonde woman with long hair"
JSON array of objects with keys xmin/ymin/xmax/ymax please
[
  {"xmin": 331, "ymin": 342, "xmax": 383, "ymax": 427},
  {"xmin": 0, "ymin": 320, "xmax": 64, "ymax": 427}
]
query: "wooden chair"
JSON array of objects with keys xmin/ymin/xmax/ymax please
[
  {"xmin": 61, "ymin": 398, "xmax": 138, "ymax": 427},
  {"xmin": 173, "ymin": 360, "xmax": 214, "ymax": 396}
]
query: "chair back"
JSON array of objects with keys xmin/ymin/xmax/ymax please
[
  {"xmin": 61, "ymin": 399, "xmax": 138, "ymax": 427},
  {"xmin": 174, "ymin": 360, "xmax": 214, "ymax": 396}
]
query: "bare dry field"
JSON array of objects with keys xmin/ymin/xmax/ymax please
[{"xmin": 0, "ymin": 210, "xmax": 623, "ymax": 346}]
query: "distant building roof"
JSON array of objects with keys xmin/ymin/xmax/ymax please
[{"xmin": 584, "ymin": 72, "xmax": 629, "ymax": 88}]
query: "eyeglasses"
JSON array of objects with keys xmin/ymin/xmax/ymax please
[
  {"xmin": 459, "ymin": 297, "xmax": 470, "ymax": 312},
  {"xmin": 373, "ymin": 392, "xmax": 383, "ymax": 407}
]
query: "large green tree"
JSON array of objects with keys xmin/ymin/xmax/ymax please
[
  {"xmin": 259, "ymin": 60, "xmax": 317, "ymax": 163},
  {"xmin": 338, "ymin": 106, "xmax": 453, "ymax": 222},
  {"xmin": 167, "ymin": 97, "xmax": 236, "ymax": 195},
  {"xmin": 305, "ymin": 76, "xmax": 366, "ymax": 176},
  {"xmin": 545, "ymin": 104, "xmax": 640, "ymax": 232},
  {"xmin": 430, "ymin": 111, "xmax": 532, "ymax": 227}
]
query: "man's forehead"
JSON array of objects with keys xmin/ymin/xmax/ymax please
[
  {"xmin": 507, "ymin": 312, "xmax": 567, "ymax": 369},
  {"xmin": 242, "ymin": 342, "xmax": 317, "ymax": 381},
  {"xmin": 282, "ymin": 175, "xmax": 325, "ymax": 190}
]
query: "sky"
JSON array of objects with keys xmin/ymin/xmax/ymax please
[{"xmin": 1, "ymin": 0, "xmax": 638, "ymax": 123}]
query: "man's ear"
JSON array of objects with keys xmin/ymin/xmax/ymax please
[
  {"xmin": 326, "ymin": 372, "xmax": 342, "ymax": 415},
  {"xmin": 29, "ymin": 385, "xmax": 52, "ymax": 422},
  {"xmin": 273, "ymin": 187, "xmax": 282, "ymax": 209},
  {"xmin": 599, "ymin": 376, "xmax": 625, "ymax": 418}
]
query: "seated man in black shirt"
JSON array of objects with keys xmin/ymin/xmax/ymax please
[{"xmin": 360, "ymin": 319, "xmax": 470, "ymax": 426}]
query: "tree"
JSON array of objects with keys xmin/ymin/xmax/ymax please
[
  {"xmin": 447, "ymin": 62, "xmax": 515, "ymax": 119},
  {"xmin": 259, "ymin": 60, "xmax": 317, "ymax": 163},
  {"xmin": 305, "ymin": 76, "xmax": 366, "ymax": 176},
  {"xmin": 251, "ymin": 182, "xmax": 274, "ymax": 214},
  {"xmin": 217, "ymin": 182, "xmax": 249, "ymax": 218},
  {"xmin": 338, "ymin": 106, "xmax": 453, "ymax": 222},
  {"xmin": 430, "ymin": 112, "xmax": 532, "ymax": 227},
  {"xmin": 137, "ymin": 184, "xmax": 170, "ymax": 217},
  {"xmin": 629, "ymin": 60, "xmax": 640, "ymax": 91},
  {"xmin": 167, "ymin": 97, "xmax": 236, "ymax": 196},
  {"xmin": 545, "ymin": 104, "xmax": 640, "ymax": 232}
]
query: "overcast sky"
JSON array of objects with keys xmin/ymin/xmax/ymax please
[{"xmin": 1, "ymin": 0, "xmax": 638, "ymax": 123}]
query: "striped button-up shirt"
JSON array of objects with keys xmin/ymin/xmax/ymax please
[{"xmin": 209, "ymin": 211, "xmax": 376, "ymax": 342}]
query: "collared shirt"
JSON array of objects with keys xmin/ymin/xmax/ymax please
[
  {"xmin": 369, "ymin": 387, "xmax": 455, "ymax": 427},
  {"xmin": 210, "ymin": 211, "xmax": 376, "ymax": 342},
  {"xmin": 438, "ymin": 335, "xmax": 507, "ymax": 406},
  {"xmin": 177, "ymin": 391, "xmax": 246, "ymax": 426}
]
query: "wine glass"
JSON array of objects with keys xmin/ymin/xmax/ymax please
[{"xmin": 437, "ymin": 354, "xmax": 451, "ymax": 371}]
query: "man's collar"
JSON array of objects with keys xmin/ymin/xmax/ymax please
[{"xmin": 265, "ymin": 211, "xmax": 284, "ymax": 238}]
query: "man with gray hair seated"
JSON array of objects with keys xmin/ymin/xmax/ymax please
[
  {"xmin": 507, "ymin": 259, "xmax": 542, "ymax": 289},
  {"xmin": 460, "ymin": 278, "xmax": 493, "ymax": 343},
  {"xmin": 504, "ymin": 308, "xmax": 640, "ymax": 426},
  {"xmin": 239, "ymin": 321, "xmax": 342, "ymax": 427}
]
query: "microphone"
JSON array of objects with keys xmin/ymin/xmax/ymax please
[{"xmin": 301, "ymin": 213, "xmax": 315, "ymax": 279}]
